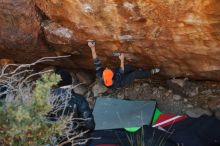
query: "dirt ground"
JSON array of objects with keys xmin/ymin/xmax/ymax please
[
  {"xmin": 88, "ymin": 77, "xmax": 220, "ymax": 118},
  {"xmin": 71, "ymin": 70, "xmax": 220, "ymax": 119}
]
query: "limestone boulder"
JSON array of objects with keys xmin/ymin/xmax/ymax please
[
  {"xmin": 0, "ymin": 0, "xmax": 220, "ymax": 80},
  {"xmin": 35, "ymin": 0, "xmax": 220, "ymax": 80},
  {"xmin": 42, "ymin": 20, "xmax": 75, "ymax": 45},
  {"xmin": 0, "ymin": 0, "xmax": 48, "ymax": 63}
]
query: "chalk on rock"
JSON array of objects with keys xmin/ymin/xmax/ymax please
[{"xmin": 173, "ymin": 94, "xmax": 182, "ymax": 101}]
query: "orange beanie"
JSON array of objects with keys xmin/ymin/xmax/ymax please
[{"xmin": 102, "ymin": 68, "xmax": 114, "ymax": 87}]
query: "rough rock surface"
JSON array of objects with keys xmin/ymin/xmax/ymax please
[
  {"xmin": 73, "ymin": 84, "xmax": 88, "ymax": 95},
  {"xmin": 0, "ymin": 0, "xmax": 51, "ymax": 64},
  {"xmin": 167, "ymin": 78, "xmax": 199, "ymax": 97},
  {"xmin": 1, "ymin": 0, "xmax": 220, "ymax": 80},
  {"xmin": 64, "ymin": 69, "xmax": 220, "ymax": 119},
  {"xmin": 99, "ymin": 79, "xmax": 220, "ymax": 117},
  {"xmin": 42, "ymin": 20, "xmax": 75, "ymax": 45},
  {"xmin": 185, "ymin": 107, "xmax": 212, "ymax": 118},
  {"xmin": 35, "ymin": 0, "xmax": 220, "ymax": 80},
  {"xmin": 208, "ymin": 98, "xmax": 220, "ymax": 112},
  {"xmin": 92, "ymin": 81, "xmax": 108, "ymax": 97},
  {"xmin": 75, "ymin": 71, "xmax": 94, "ymax": 85}
]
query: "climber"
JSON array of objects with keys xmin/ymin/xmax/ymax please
[{"xmin": 88, "ymin": 40, "xmax": 160, "ymax": 88}]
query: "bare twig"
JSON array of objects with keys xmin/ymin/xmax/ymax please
[
  {"xmin": 0, "ymin": 55, "xmax": 70, "ymax": 78},
  {"xmin": 0, "ymin": 55, "xmax": 95, "ymax": 146}
]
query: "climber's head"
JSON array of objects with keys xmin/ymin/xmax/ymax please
[{"xmin": 102, "ymin": 68, "xmax": 114, "ymax": 87}]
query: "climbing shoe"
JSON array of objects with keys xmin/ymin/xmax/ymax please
[{"xmin": 151, "ymin": 68, "xmax": 160, "ymax": 74}]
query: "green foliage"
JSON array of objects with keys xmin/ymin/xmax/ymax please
[{"xmin": 0, "ymin": 73, "xmax": 63, "ymax": 146}]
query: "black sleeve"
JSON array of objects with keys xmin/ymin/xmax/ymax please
[
  {"xmin": 93, "ymin": 58, "xmax": 104, "ymax": 82},
  {"xmin": 73, "ymin": 92, "xmax": 95, "ymax": 130},
  {"xmin": 51, "ymin": 88, "xmax": 95, "ymax": 130}
]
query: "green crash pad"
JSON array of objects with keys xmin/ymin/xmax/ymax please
[
  {"xmin": 125, "ymin": 108, "xmax": 162, "ymax": 132},
  {"xmin": 93, "ymin": 97, "xmax": 156, "ymax": 130}
]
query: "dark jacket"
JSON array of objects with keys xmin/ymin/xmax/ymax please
[
  {"xmin": 93, "ymin": 58, "xmax": 123, "ymax": 88},
  {"xmin": 49, "ymin": 88, "xmax": 95, "ymax": 130}
]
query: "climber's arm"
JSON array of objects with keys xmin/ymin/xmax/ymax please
[
  {"xmin": 88, "ymin": 40, "xmax": 97, "ymax": 60},
  {"xmin": 88, "ymin": 41, "xmax": 103, "ymax": 81},
  {"xmin": 119, "ymin": 53, "xmax": 125, "ymax": 74}
]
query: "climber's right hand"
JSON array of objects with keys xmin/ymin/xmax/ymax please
[
  {"xmin": 88, "ymin": 40, "xmax": 96, "ymax": 48},
  {"xmin": 119, "ymin": 53, "xmax": 125, "ymax": 61}
]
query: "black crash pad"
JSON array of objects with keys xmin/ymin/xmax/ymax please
[{"xmin": 93, "ymin": 97, "xmax": 156, "ymax": 130}]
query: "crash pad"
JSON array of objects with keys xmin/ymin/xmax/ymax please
[{"xmin": 93, "ymin": 97, "xmax": 156, "ymax": 130}]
